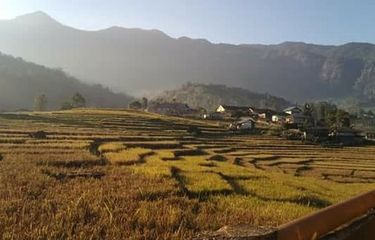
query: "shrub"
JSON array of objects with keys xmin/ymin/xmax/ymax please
[{"xmin": 187, "ymin": 126, "xmax": 202, "ymax": 136}]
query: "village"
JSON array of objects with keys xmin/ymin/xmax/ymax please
[{"xmin": 129, "ymin": 98, "xmax": 375, "ymax": 146}]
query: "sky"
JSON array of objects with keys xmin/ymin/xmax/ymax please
[{"xmin": 0, "ymin": 0, "xmax": 375, "ymax": 45}]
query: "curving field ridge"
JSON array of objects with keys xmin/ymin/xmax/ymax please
[{"xmin": 0, "ymin": 109, "xmax": 374, "ymax": 239}]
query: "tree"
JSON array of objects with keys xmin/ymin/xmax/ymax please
[
  {"xmin": 128, "ymin": 101, "xmax": 142, "ymax": 110},
  {"xmin": 141, "ymin": 97, "xmax": 148, "ymax": 110},
  {"xmin": 337, "ymin": 109, "xmax": 351, "ymax": 128},
  {"xmin": 302, "ymin": 103, "xmax": 314, "ymax": 129},
  {"xmin": 34, "ymin": 94, "xmax": 47, "ymax": 111},
  {"xmin": 311, "ymin": 101, "xmax": 339, "ymax": 127},
  {"xmin": 319, "ymin": 103, "xmax": 326, "ymax": 121},
  {"xmin": 72, "ymin": 92, "xmax": 86, "ymax": 108},
  {"xmin": 60, "ymin": 101, "xmax": 73, "ymax": 110},
  {"xmin": 303, "ymin": 103, "xmax": 313, "ymax": 116},
  {"xmin": 326, "ymin": 108, "xmax": 351, "ymax": 128}
]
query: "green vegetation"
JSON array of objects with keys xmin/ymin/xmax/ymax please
[
  {"xmin": 0, "ymin": 109, "xmax": 374, "ymax": 239},
  {"xmin": 302, "ymin": 101, "xmax": 352, "ymax": 128},
  {"xmin": 156, "ymin": 83, "xmax": 290, "ymax": 111},
  {"xmin": 60, "ymin": 92, "xmax": 87, "ymax": 110},
  {"xmin": 34, "ymin": 94, "xmax": 48, "ymax": 111}
]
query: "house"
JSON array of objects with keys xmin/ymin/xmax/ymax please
[
  {"xmin": 285, "ymin": 113, "xmax": 307, "ymax": 126},
  {"xmin": 147, "ymin": 102, "xmax": 196, "ymax": 116},
  {"xmin": 283, "ymin": 106, "xmax": 307, "ymax": 127},
  {"xmin": 272, "ymin": 113, "xmax": 288, "ymax": 123},
  {"xmin": 249, "ymin": 107, "xmax": 277, "ymax": 121},
  {"xmin": 216, "ymin": 105, "xmax": 250, "ymax": 117},
  {"xmin": 229, "ymin": 117, "xmax": 256, "ymax": 131},
  {"xmin": 284, "ymin": 106, "xmax": 303, "ymax": 115},
  {"xmin": 216, "ymin": 104, "xmax": 281, "ymax": 121}
]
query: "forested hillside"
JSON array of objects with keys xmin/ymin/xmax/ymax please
[
  {"xmin": 0, "ymin": 53, "xmax": 132, "ymax": 111},
  {"xmin": 157, "ymin": 83, "xmax": 291, "ymax": 111}
]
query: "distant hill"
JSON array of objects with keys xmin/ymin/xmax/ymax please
[
  {"xmin": 0, "ymin": 52, "xmax": 132, "ymax": 111},
  {"xmin": 1, "ymin": 12, "xmax": 375, "ymax": 107},
  {"xmin": 156, "ymin": 83, "xmax": 291, "ymax": 111}
]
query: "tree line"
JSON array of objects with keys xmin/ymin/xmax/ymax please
[
  {"xmin": 301, "ymin": 101, "xmax": 374, "ymax": 130},
  {"xmin": 34, "ymin": 92, "xmax": 86, "ymax": 111}
]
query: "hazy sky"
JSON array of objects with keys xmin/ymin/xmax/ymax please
[{"xmin": 0, "ymin": 0, "xmax": 374, "ymax": 45}]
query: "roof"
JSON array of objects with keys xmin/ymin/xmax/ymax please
[
  {"xmin": 250, "ymin": 107, "xmax": 277, "ymax": 114},
  {"xmin": 284, "ymin": 106, "xmax": 302, "ymax": 112},
  {"xmin": 219, "ymin": 105, "xmax": 250, "ymax": 111},
  {"xmin": 272, "ymin": 112, "xmax": 288, "ymax": 117}
]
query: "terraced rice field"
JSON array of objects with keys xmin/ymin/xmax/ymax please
[{"xmin": 0, "ymin": 109, "xmax": 374, "ymax": 239}]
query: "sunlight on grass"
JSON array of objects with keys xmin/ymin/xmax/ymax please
[
  {"xmin": 98, "ymin": 142, "xmax": 126, "ymax": 153},
  {"xmin": 183, "ymin": 171, "xmax": 232, "ymax": 193},
  {"xmin": 104, "ymin": 147, "xmax": 152, "ymax": 165},
  {"xmin": 1, "ymin": 109, "xmax": 375, "ymax": 239}
]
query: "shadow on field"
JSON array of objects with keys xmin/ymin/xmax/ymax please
[
  {"xmin": 37, "ymin": 159, "xmax": 107, "ymax": 168},
  {"xmin": 173, "ymin": 149, "xmax": 208, "ymax": 157},
  {"xmin": 41, "ymin": 169, "xmax": 105, "ymax": 181},
  {"xmin": 170, "ymin": 167, "xmax": 331, "ymax": 207},
  {"xmin": 0, "ymin": 113, "xmax": 96, "ymax": 127},
  {"xmin": 170, "ymin": 166, "xmax": 189, "ymax": 195}
]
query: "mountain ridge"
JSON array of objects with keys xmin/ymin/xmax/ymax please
[
  {"xmin": 1, "ymin": 11, "xmax": 375, "ymax": 107},
  {"xmin": 7, "ymin": 12, "xmax": 374, "ymax": 47}
]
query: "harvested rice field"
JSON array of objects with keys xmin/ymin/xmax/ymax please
[{"xmin": 0, "ymin": 109, "xmax": 375, "ymax": 239}]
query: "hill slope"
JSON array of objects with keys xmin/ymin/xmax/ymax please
[
  {"xmin": 1, "ymin": 12, "xmax": 375, "ymax": 105},
  {"xmin": 156, "ymin": 83, "xmax": 291, "ymax": 111},
  {"xmin": 0, "ymin": 52, "xmax": 132, "ymax": 111}
]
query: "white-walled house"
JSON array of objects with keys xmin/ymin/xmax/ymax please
[
  {"xmin": 272, "ymin": 114, "xmax": 286, "ymax": 123},
  {"xmin": 285, "ymin": 113, "xmax": 306, "ymax": 125},
  {"xmin": 283, "ymin": 106, "xmax": 303, "ymax": 115},
  {"xmin": 237, "ymin": 118, "xmax": 255, "ymax": 130},
  {"xmin": 229, "ymin": 117, "xmax": 256, "ymax": 131},
  {"xmin": 283, "ymin": 106, "xmax": 306, "ymax": 126},
  {"xmin": 216, "ymin": 105, "xmax": 250, "ymax": 117},
  {"xmin": 216, "ymin": 105, "xmax": 249, "ymax": 113}
]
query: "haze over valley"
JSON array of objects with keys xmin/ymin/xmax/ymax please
[
  {"xmin": 0, "ymin": 52, "xmax": 132, "ymax": 111},
  {"xmin": 0, "ymin": 11, "xmax": 375, "ymax": 110}
]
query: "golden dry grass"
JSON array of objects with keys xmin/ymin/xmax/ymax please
[
  {"xmin": 104, "ymin": 148, "xmax": 153, "ymax": 165},
  {"xmin": 0, "ymin": 109, "xmax": 374, "ymax": 239}
]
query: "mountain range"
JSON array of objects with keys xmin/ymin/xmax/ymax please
[{"xmin": 0, "ymin": 12, "xmax": 375, "ymax": 107}]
